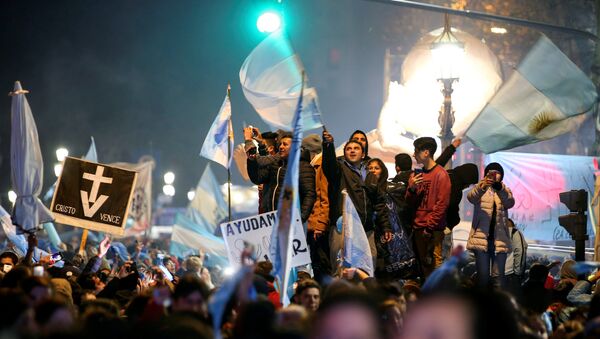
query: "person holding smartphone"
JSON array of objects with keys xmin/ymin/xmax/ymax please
[{"xmin": 467, "ymin": 162, "xmax": 515, "ymax": 288}]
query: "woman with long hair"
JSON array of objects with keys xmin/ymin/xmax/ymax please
[{"xmin": 366, "ymin": 158, "xmax": 417, "ymax": 280}]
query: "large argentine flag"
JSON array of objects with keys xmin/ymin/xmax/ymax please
[
  {"xmin": 341, "ymin": 190, "xmax": 374, "ymax": 277},
  {"xmin": 466, "ymin": 35, "xmax": 597, "ymax": 154},
  {"xmin": 240, "ymin": 29, "xmax": 322, "ymax": 130},
  {"xmin": 170, "ymin": 214, "xmax": 228, "ymax": 268},
  {"xmin": 200, "ymin": 88, "xmax": 233, "ymax": 169}
]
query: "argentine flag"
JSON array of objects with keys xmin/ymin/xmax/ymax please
[
  {"xmin": 200, "ymin": 87, "xmax": 233, "ymax": 169},
  {"xmin": 187, "ymin": 164, "xmax": 228, "ymax": 233},
  {"xmin": 341, "ymin": 190, "xmax": 374, "ymax": 277},
  {"xmin": 466, "ymin": 35, "xmax": 597, "ymax": 154},
  {"xmin": 170, "ymin": 213, "xmax": 229, "ymax": 268}
]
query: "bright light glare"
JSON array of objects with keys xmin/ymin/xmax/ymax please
[
  {"xmin": 54, "ymin": 163, "xmax": 63, "ymax": 177},
  {"xmin": 223, "ymin": 266, "xmax": 236, "ymax": 276},
  {"xmin": 490, "ymin": 27, "xmax": 507, "ymax": 34},
  {"xmin": 56, "ymin": 148, "xmax": 69, "ymax": 162},
  {"xmin": 187, "ymin": 190, "xmax": 196, "ymax": 201},
  {"xmin": 431, "ymin": 43, "xmax": 465, "ymax": 79},
  {"xmin": 257, "ymin": 12, "xmax": 281, "ymax": 33},
  {"xmin": 8, "ymin": 190, "xmax": 17, "ymax": 204},
  {"xmin": 163, "ymin": 171, "xmax": 175, "ymax": 185},
  {"xmin": 162, "ymin": 184, "xmax": 175, "ymax": 197}
]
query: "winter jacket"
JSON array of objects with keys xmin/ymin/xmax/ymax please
[
  {"xmin": 247, "ymin": 150, "xmax": 316, "ymax": 222},
  {"xmin": 307, "ymin": 154, "xmax": 329, "ymax": 232},
  {"xmin": 466, "ymin": 181, "xmax": 515, "ymax": 253},
  {"xmin": 505, "ymin": 226, "xmax": 527, "ymax": 276},
  {"xmin": 321, "ymin": 141, "xmax": 390, "ymax": 232}
]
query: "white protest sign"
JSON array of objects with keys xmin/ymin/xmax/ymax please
[{"xmin": 220, "ymin": 211, "xmax": 311, "ymax": 268}]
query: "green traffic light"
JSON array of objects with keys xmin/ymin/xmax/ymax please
[{"xmin": 257, "ymin": 11, "xmax": 282, "ymax": 33}]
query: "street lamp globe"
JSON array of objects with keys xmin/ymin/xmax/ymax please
[
  {"xmin": 56, "ymin": 148, "xmax": 69, "ymax": 162},
  {"xmin": 163, "ymin": 172, "xmax": 175, "ymax": 185},
  {"xmin": 8, "ymin": 190, "xmax": 17, "ymax": 204}
]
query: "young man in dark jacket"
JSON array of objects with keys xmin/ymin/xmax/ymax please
[{"xmin": 322, "ymin": 130, "xmax": 391, "ymax": 275}]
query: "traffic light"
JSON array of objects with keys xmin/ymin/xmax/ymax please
[{"xmin": 558, "ymin": 189, "xmax": 588, "ymax": 260}]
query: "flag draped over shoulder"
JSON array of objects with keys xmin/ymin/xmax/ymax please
[
  {"xmin": 200, "ymin": 89, "xmax": 233, "ymax": 169},
  {"xmin": 10, "ymin": 81, "xmax": 53, "ymax": 231},
  {"xmin": 269, "ymin": 79, "xmax": 305, "ymax": 304},
  {"xmin": 341, "ymin": 190, "xmax": 374, "ymax": 277},
  {"xmin": 239, "ymin": 30, "xmax": 322, "ymax": 130},
  {"xmin": 466, "ymin": 35, "xmax": 598, "ymax": 154},
  {"xmin": 170, "ymin": 213, "xmax": 228, "ymax": 268},
  {"xmin": 187, "ymin": 164, "xmax": 228, "ymax": 233}
]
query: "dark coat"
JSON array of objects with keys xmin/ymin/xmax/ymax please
[
  {"xmin": 321, "ymin": 141, "xmax": 390, "ymax": 232},
  {"xmin": 247, "ymin": 150, "xmax": 316, "ymax": 222}
]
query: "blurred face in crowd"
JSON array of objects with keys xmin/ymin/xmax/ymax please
[
  {"xmin": 311, "ymin": 303, "xmax": 381, "ymax": 339},
  {"xmin": 1, "ymin": 256, "xmax": 14, "ymax": 273},
  {"xmin": 351, "ymin": 132, "xmax": 367, "ymax": 150},
  {"xmin": 165, "ymin": 259, "xmax": 176, "ymax": 273},
  {"xmin": 400, "ymin": 296, "xmax": 474, "ymax": 339},
  {"xmin": 344, "ymin": 141, "xmax": 364, "ymax": 166},
  {"xmin": 300, "ymin": 287, "xmax": 320, "ymax": 312},
  {"xmin": 382, "ymin": 304, "xmax": 403, "ymax": 337},
  {"xmin": 279, "ymin": 137, "xmax": 292, "ymax": 159},
  {"xmin": 172, "ymin": 290, "xmax": 207, "ymax": 317},
  {"xmin": 367, "ymin": 160, "xmax": 384, "ymax": 178}
]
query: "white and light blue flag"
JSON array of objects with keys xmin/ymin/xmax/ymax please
[
  {"xmin": 269, "ymin": 77, "xmax": 306, "ymax": 305},
  {"xmin": 240, "ymin": 29, "xmax": 323, "ymax": 130},
  {"xmin": 10, "ymin": 81, "xmax": 53, "ymax": 231},
  {"xmin": 466, "ymin": 35, "xmax": 597, "ymax": 154},
  {"xmin": 187, "ymin": 164, "xmax": 228, "ymax": 233},
  {"xmin": 170, "ymin": 213, "xmax": 229, "ymax": 268},
  {"xmin": 200, "ymin": 87, "xmax": 234, "ymax": 169},
  {"xmin": 341, "ymin": 189, "xmax": 374, "ymax": 277}
]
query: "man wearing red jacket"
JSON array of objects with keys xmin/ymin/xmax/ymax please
[{"xmin": 406, "ymin": 137, "xmax": 451, "ymax": 279}]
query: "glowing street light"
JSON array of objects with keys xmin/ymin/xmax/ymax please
[
  {"xmin": 54, "ymin": 163, "xmax": 63, "ymax": 177},
  {"xmin": 431, "ymin": 14, "xmax": 464, "ymax": 165},
  {"xmin": 187, "ymin": 190, "xmax": 196, "ymax": 201},
  {"xmin": 257, "ymin": 11, "xmax": 281, "ymax": 33},
  {"xmin": 162, "ymin": 184, "xmax": 175, "ymax": 197},
  {"xmin": 8, "ymin": 190, "xmax": 17, "ymax": 204},
  {"xmin": 56, "ymin": 147, "xmax": 69, "ymax": 162},
  {"xmin": 163, "ymin": 171, "xmax": 175, "ymax": 185}
]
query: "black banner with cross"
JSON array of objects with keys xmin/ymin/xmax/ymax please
[{"xmin": 51, "ymin": 157, "xmax": 138, "ymax": 235}]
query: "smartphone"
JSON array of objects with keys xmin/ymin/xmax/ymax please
[
  {"xmin": 414, "ymin": 168, "xmax": 424, "ymax": 175},
  {"xmin": 51, "ymin": 252, "xmax": 63, "ymax": 262},
  {"xmin": 487, "ymin": 170, "xmax": 499, "ymax": 181}
]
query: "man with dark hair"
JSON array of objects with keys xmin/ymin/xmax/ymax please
[
  {"xmin": 406, "ymin": 137, "xmax": 451, "ymax": 278},
  {"xmin": 349, "ymin": 130, "xmax": 370, "ymax": 160},
  {"xmin": 172, "ymin": 274, "xmax": 210, "ymax": 317},
  {"xmin": 322, "ymin": 130, "xmax": 391, "ymax": 275},
  {"xmin": 296, "ymin": 279, "xmax": 321, "ymax": 312}
]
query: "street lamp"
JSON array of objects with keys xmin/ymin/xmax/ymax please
[
  {"xmin": 431, "ymin": 14, "xmax": 464, "ymax": 165},
  {"xmin": 56, "ymin": 148, "xmax": 69, "ymax": 162}
]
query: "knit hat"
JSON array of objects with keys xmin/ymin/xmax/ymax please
[
  {"xmin": 484, "ymin": 162, "xmax": 504, "ymax": 181},
  {"xmin": 302, "ymin": 134, "xmax": 322, "ymax": 156}
]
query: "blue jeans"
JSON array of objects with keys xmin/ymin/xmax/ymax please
[{"xmin": 474, "ymin": 249, "xmax": 507, "ymax": 288}]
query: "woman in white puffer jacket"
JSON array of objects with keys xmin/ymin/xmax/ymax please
[{"xmin": 467, "ymin": 162, "xmax": 515, "ymax": 288}]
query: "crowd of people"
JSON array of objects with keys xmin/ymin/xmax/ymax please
[{"xmin": 0, "ymin": 126, "xmax": 599, "ymax": 338}]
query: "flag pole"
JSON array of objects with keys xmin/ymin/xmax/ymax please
[
  {"xmin": 227, "ymin": 83, "xmax": 232, "ymax": 222},
  {"xmin": 338, "ymin": 190, "xmax": 347, "ymax": 277}
]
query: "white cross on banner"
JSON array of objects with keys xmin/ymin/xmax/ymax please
[{"xmin": 51, "ymin": 157, "xmax": 138, "ymax": 235}]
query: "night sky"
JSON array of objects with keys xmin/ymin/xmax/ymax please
[
  {"xmin": 0, "ymin": 0, "xmax": 398, "ymax": 207},
  {"xmin": 0, "ymin": 0, "xmax": 595, "ymax": 209}
]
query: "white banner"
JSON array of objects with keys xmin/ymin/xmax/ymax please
[{"xmin": 220, "ymin": 211, "xmax": 311, "ymax": 268}]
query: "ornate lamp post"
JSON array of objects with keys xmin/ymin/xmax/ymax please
[{"xmin": 431, "ymin": 14, "xmax": 464, "ymax": 166}]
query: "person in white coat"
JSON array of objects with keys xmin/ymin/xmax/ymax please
[{"xmin": 467, "ymin": 162, "xmax": 515, "ymax": 288}]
